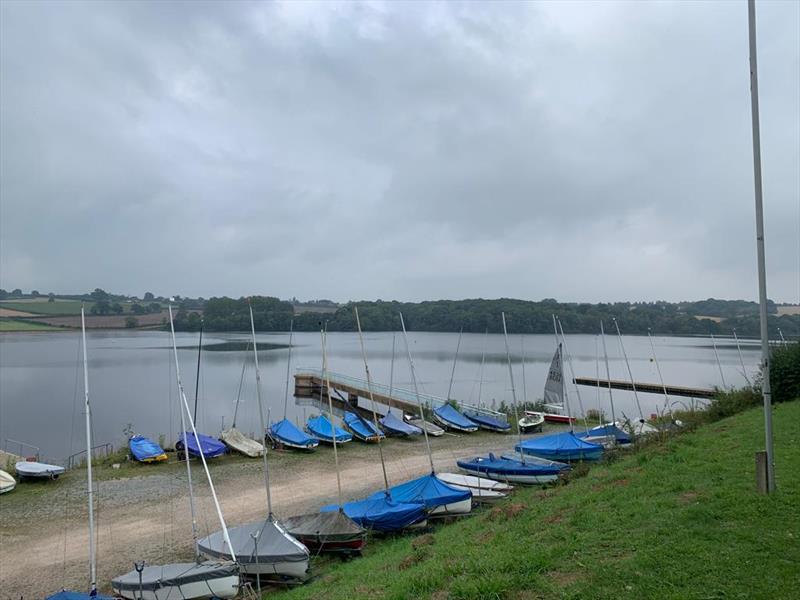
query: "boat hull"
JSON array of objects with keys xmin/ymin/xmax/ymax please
[
  {"xmin": 0, "ymin": 469, "xmax": 16, "ymax": 493},
  {"xmin": 238, "ymin": 559, "xmax": 310, "ymax": 580},
  {"xmin": 114, "ymin": 575, "xmax": 239, "ymax": 600},
  {"xmin": 405, "ymin": 416, "xmax": 444, "ymax": 436},
  {"xmin": 112, "ymin": 562, "xmax": 239, "ymax": 600},
  {"xmin": 429, "ymin": 497, "xmax": 473, "ymax": 516},
  {"xmin": 432, "ymin": 412, "xmax": 478, "ymax": 433},
  {"xmin": 436, "ymin": 472, "xmax": 514, "ymax": 492},
  {"xmin": 458, "ymin": 464, "xmax": 559, "ymax": 485},
  {"xmin": 273, "ymin": 437, "xmax": 319, "ymax": 451}
]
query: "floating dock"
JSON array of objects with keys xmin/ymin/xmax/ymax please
[{"xmin": 573, "ymin": 378, "xmax": 716, "ymax": 399}]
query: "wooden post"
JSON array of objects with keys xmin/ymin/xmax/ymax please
[{"xmin": 755, "ymin": 451, "xmax": 769, "ymax": 494}]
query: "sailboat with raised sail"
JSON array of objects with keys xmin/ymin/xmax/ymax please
[
  {"xmin": 198, "ymin": 302, "xmax": 310, "ymax": 581},
  {"xmin": 113, "ymin": 304, "xmax": 239, "ymax": 600},
  {"xmin": 46, "ymin": 307, "xmax": 115, "ymax": 600}
]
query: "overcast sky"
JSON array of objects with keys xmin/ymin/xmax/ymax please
[{"xmin": 1, "ymin": 1, "xmax": 798, "ymax": 303}]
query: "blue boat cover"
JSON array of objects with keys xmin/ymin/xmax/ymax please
[
  {"xmin": 343, "ymin": 412, "xmax": 384, "ymax": 441},
  {"xmin": 321, "ymin": 493, "xmax": 427, "ymax": 532},
  {"xmin": 270, "ymin": 418, "xmax": 319, "ymax": 448},
  {"xmin": 176, "ymin": 431, "xmax": 227, "ymax": 458},
  {"xmin": 368, "ymin": 473, "xmax": 471, "ymax": 510},
  {"xmin": 457, "ymin": 453, "xmax": 566, "ymax": 477},
  {"xmin": 464, "ymin": 412, "xmax": 511, "ymax": 432},
  {"xmin": 515, "ymin": 432, "xmax": 604, "ymax": 461},
  {"xmin": 379, "ymin": 410, "xmax": 422, "ymax": 436},
  {"xmin": 306, "ymin": 415, "xmax": 352, "ymax": 443},
  {"xmin": 434, "ymin": 404, "xmax": 478, "ymax": 430},
  {"xmin": 577, "ymin": 424, "xmax": 632, "ymax": 444},
  {"xmin": 46, "ymin": 592, "xmax": 115, "ymax": 600},
  {"xmin": 128, "ymin": 435, "xmax": 167, "ymax": 462}
]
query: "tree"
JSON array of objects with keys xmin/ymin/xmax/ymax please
[
  {"xmin": 48, "ymin": 293, "xmax": 55, "ymax": 303},
  {"xmin": 125, "ymin": 316, "xmax": 139, "ymax": 328},
  {"xmin": 144, "ymin": 292, "xmax": 154, "ymax": 301},
  {"xmin": 0, "ymin": 289, "xmax": 7, "ymax": 300},
  {"xmin": 131, "ymin": 303, "xmax": 146, "ymax": 315},
  {"xmin": 90, "ymin": 288, "xmax": 109, "ymax": 302},
  {"xmin": 31, "ymin": 290, "xmax": 40, "ymax": 297},
  {"xmin": 147, "ymin": 302, "xmax": 162, "ymax": 313},
  {"xmin": 110, "ymin": 302, "xmax": 124, "ymax": 315},
  {"xmin": 11, "ymin": 288, "xmax": 22, "ymax": 297}
]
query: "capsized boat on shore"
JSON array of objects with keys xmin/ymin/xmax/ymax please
[
  {"xmin": 220, "ymin": 427, "xmax": 264, "ymax": 457},
  {"xmin": 176, "ymin": 431, "xmax": 226, "ymax": 459},
  {"xmin": 433, "ymin": 404, "xmax": 479, "ymax": 433},
  {"xmin": 368, "ymin": 473, "xmax": 472, "ymax": 516},
  {"xmin": 15, "ymin": 460, "xmax": 65, "ymax": 480},
  {"xmin": 515, "ymin": 432, "xmax": 604, "ymax": 462},
  {"xmin": 129, "ymin": 434, "xmax": 168, "ymax": 463},
  {"xmin": 269, "ymin": 418, "xmax": 319, "ymax": 450}
]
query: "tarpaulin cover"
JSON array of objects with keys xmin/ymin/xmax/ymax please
[
  {"xmin": 176, "ymin": 431, "xmax": 226, "ymax": 458},
  {"xmin": 46, "ymin": 591, "xmax": 116, "ymax": 599},
  {"xmin": 128, "ymin": 435, "xmax": 167, "ymax": 462},
  {"xmin": 14, "ymin": 461, "xmax": 65, "ymax": 478},
  {"xmin": 270, "ymin": 418, "xmax": 319, "ymax": 448},
  {"xmin": 284, "ymin": 510, "xmax": 365, "ymax": 542},
  {"xmin": 198, "ymin": 519, "xmax": 309, "ymax": 565},
  {"xmin": 112, "ymin": 561, "xmax": 238, "ymax": 592},
  {"xmin": 500, "ymin": 454, "xmax": 571, "ymax": 470},
  {"xmin": 343, "ymin": 411, "xmax": 384, "ymax": 441},
  {"xmin": 369, "ymin": 473, "xmax": 471, "ymax": 510},
  {"xmin": 433, "ymin": 404, "xmax": 478, "ymax": 430},
  {"xmin": 220, "ymin": 427, "xmax": 264, "ymax": 457},
  {"xmin": 577, "ymin": 424, "xmax": 632, "ymax": 444},
  {"xmin": 464, "ymin": 412, "xmax": 511, "ymax": 432},
  {"xmin": 321, "ymin": 493, "xmax": 426, "ymax": 531},
  {"xmin": 306, "ymin": 415, "xmax": 352, "ymax": 443},
  {"xmin": 380, "ymin": 410, "xmax": 422, "ymax": 436},
  {"xmin": 457, "ymin": 453, "xmax": 566, "ymax": 477},
  {"xmin": 516, "ymin": 432, "xmax": 603, "ymax": 461}
]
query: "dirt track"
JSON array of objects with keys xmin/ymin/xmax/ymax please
[{"xmin": 0, "ymin": 428, "xmax": 554, "ymax": 598}]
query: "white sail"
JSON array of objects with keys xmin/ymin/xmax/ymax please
[{"xmin": 543, "ymin": 345, "xmax": 564, "ymax": 409}]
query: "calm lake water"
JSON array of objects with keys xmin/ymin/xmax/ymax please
[{"xmin": 0, "ymin": 330, "xmax": 759, "ymax": 462}]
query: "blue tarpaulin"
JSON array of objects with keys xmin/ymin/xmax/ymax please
[
  {"xmin": 433, "ymin": 404, "xmax": 478, "ymax": 431},
  {"xmin": 458, "ymin": 453, "xmax": 567, "ymax": 477},
  {"xmin": 176, "ymin": 431, "xmax": 226, "ymax": 459},
  {"xmin": 321, "ymin": 493, "xmax": 426, "ymax": 532},
  {"xmin": 306, "ymin": 415, "xmax": 352, "ymax": 443},
  {"xmin": 369, "ymin": 473, "xmax": 471, "ymax": 510},
  {"xmin": 128, "ymin": 435, "xmax": 167, "ymax": 462},
  {"xmin": 343, "ymin": 411, "xmax": 384, "ymax": 441},
  {"xmin": 270, "ymin": 418, "xmax": 319, "ymax": 449},
  {"xmin": 577, "ymin": 424, "xmax": 632, "ymax": 444},
  {"xmin": 46, "ymin": 592, "xmax": 116, "ymax": 600},
  {"xmin": 464, "ymin": 412, "xmax": 511, "ymax": 432},
  {"xmin": 379, "ymin": 410, "xmax": 422, "ymax": 436},
  {"xmin": 516, "ymin": 432, "xmax": 604, "ymax": 462}
]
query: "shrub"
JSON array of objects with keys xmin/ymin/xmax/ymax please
[{"xmin": 770, "ymin": 342, "xmax": 799, "ymax": 403}]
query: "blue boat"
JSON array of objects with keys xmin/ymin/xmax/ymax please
[
  {"xmin": 128, "ymin": 434, "xmax": 167, "ymax": 463},
  {"xmin": 46, "ymin": 592, "xmax": 116, "ymax": 600},
  {"xmin": 515, "ymin": 432, "xmax": 604, "ymax": 462},
  {"xmin": 379, "ymin": 410, "xmax": 422, "ymax": 436},
  {"xmin": 270, "ymin": 418, "xmax": 319, "ymax": 450},
  {"xmin": 306, "ymin": 414, "xmax": 352, "ymax": 444},
  {"xmin": 369, "ymin": 473, "xmax": 472, "ymax": 516},
  {"xmin": 320, "ymin": 492, "xmax": 427, "ymax": 532},
  {"xmin": 464, "ymin": 411, "xmax": 511, "ymax": 433},
  {"xmin": 576, "ymin": 424, "xmax": 632, "ymax": 446},
  {"xmin": 458, "ymin": 452, "xmax": 568, "ymax": 484},
  {"xmin": 343, "ymin": 411, "xmax": 384, "ymax": 443},
  {"xmin": 433, "ymin": 404, "xmax": 478, "ymax": 432},
  {"xmin": 175, "ymin": 431, "xmax": 227, "ymax": 459}
]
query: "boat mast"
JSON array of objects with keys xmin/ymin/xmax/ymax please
[
  {"xmin": 501, "ymin": 312, "xmax": 524, "ymax": 464},
  {"xmin": 354, "ymin": 307, "xmax": 390, "ymax": 491},
  {"xmin": 168, "ymin": 304, "xmax": 235, "ymax": 561},
  {"xmin": 321, "ymin": 328, "xmax": 344, "ymax": 508},
  {"xmin": 710, "ymin": 332, "xmax": 728, "ymax": 389},
  {"xmin": 80, "ymin": 306, "xmax": 97, "ymax": 594},
  {"xmin": 612, "ymin": 318, "xmax": 644, "ymax": 423},
  {"xmin": 282, "ymin": 319, "xmax": 294, "ymax": 420},
  {"xmin": 232, "ymin": 340, "xmax": 250, "ymax": 429},
  {"xmin": 552, "ymin": 315, "xmax": 573, "ymax": 433},
  {"xmin": 647, "ymin": 329, "xmax": 672, "ymax": 419},
  {"xmin": 248, "ymin": 302, "xmax": 274, "ymax": 519},
  {"xmin": 600, "ymin": 321, "xmax": 617, "ymax": 424},
  {"xmin": 193, "ymin": 319, "xmax": 203, "ymax": 424},
  {"xmin": 557, "ymin": 317, "xmax": 589, "ymax": 432},
  {"xmin": 732, "ymin": 328, "xmax": 752, "ymax": 386},
  {"xmin": 520, "ymin": 334, "xmax": 527, "ymax": 407},
  {"xmin": 399, "ymin": 312, "xmax": 435, "ymax": 474},
  {"xmin": 446, "ymin": 328, "xmax": 462, "ymax": 403},
  {"xmin": 388, "ymin": 333, "xmax": 396, "ymax": 400},
  {"xmin": 478, "ymin": 329, "xmax": 488, "ymax": 406},
  {"xmin": 594, "ymin": 335, "xmax": 602, "ymax": 424}
]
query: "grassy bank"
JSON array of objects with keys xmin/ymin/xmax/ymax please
[
  {"xmin": 0, "ymin": 319, "xmax": 63, "ymax": 331},
  {"xmin": 274, "ymin": 401, "xmax": 799, "ymax": 600}
]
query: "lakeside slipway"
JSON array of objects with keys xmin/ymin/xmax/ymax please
[{"xmin": 273, "ymin": 401, "xmax": 800, "ymax": 600}]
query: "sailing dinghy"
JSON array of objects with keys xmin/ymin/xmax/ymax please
[
  {"xmin": 518, "ymin": 412, "xmax": 545, "ymax": 433},
  {"xmin": 343, "ymin": 411, "xmax": 384, "ymax": 442},
  {"xmin": 380, "ymin": 410, "xmax": 422, "ymax": 436},
  {"xmin": 129, "ymin": 434, "xmax": 167, "ymax": 463},
  {"xmin": 15, "ymin": 460, "xmax": 65, "ymax": 480},
  {"xmin": 433, "ymin": 403, "xmax": 478, "ymax": 432},
  {"xmin": 458, "ymin": 453, "xmax": 567, "ymax": 485},
  {"xmin": 320, "ymin": 493, "xmax": 427, "ymax": 532},
  {"xmin": 220, "ymin": 427, "xmax": 264, "ymax": 457},
  {"xmin": 176, "ymin": 431, "xmax": 227, "ymax": 459},
  {"xmin": 436, "ymin": 472, "xmax": 513, "ymax": 492},
  {"xmin": 368, "ymin": 473, "xmax": 472, "ymax": 515},
  {"xmin": 270, "ymin": 418, "xmax": 320, "ymax": 450},
  {"xmin": 0, "ymin": 469, "xmax": 16, "ymax": 494},
  {"xmin": 516, "ymin": 432, "xmax": 603, "ymax": 462},
  {"xmin": 404, "ymin": 414, "xmax": 444, "ymax": 436},
  {"xmin": 306, "ymin": 414, "xmax": 352, "ymax": 444},
  {"xmin": 464, "ymin": 411, "xmax": 511, "ymax": 432},
  {"xmin": 577, "ymin": 423, "xmax": 632, "ymax": 447}
]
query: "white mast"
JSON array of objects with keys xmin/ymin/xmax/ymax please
[
  {"xmin": 552, "ymin": 315, "xmax": 573, "ymax": 432},
  {"xmin": 520, "ymin": 334, "xmax": 527, "ymax": 406},
  {"xmin": 501, "ymin": 312, "xmax": 525, "ymax": 464},
  {"xmin": 248, "ymin": 303, "xmax": 273, "ymax": 518},
  {"xmin": 80, "ymin": 307, "xmax": 97, "ymax": 593},
  {"xmin": 600, "ymin": 321, "xmax": 617, "ymax": 424},
  {"xmin": 647, "ymin": 329, "xmax": 672, "ymax": 419},
  {"xmin": 732, "ymin": 328, "xmax": 752, "ymax": 386},
  {"xmin": 478, "ymin": 329, "xmax": 488, "ymax": 406},
  {"xmin": 747, "ymin": 0, "xmax": 775, "ymax": 492},
  {"xmin": 399, "ymin": 312, "xmax": 435, "ymax": 473},
  {"xmin": 321, "ymin": 329, "xmax": 344, "ymax": 507},
  {"xmin": 168, "ymin": 304, "xmax": 235, "ymax": 561},
  {"xmin": 446, "ymin": 328, "xmax": 463, "ymax": 403},
  {"xmin": 354, "ymin": 307, "xmax": 390, "ymax": 491},
  {"xmin": 282, "ymin": 320, "xmax": 294, "ymax": 420},
  {"xmin": 557, "ymin": 318, "xmax": 589, "ymax": 432},
  {"xmin": 594, "ymin": 335, "xmax": 602, "ymax": 424},
  {"xmin": 388, "ymin": 333, "xmax": 396, "ymax": 400},
  {"xmin": 710, "ymin": 332, "xmax": 728, "ymax": 389},
  {"xmin": 612, "ymin": 318, "xmax": 644, "ymax": 423}
]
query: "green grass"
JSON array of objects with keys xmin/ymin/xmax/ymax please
[
  {"xmin": 0, "ymin": 319, "xmax": 62, "ymax": 331},
  {"xmin": 273, "ymin": 401, "xmax": 800, "ymax": 600},
  {"xmin": 0, "ymin": 300, "xmax": 93, "ymax": 315}
]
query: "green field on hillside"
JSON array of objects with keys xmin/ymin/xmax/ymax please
[
  {"xmin": 273, "ymin": 401, "xmax": 800, "ymax": 600},
  {"xmin": 0, "ymin": 319, "xmax": 62, "ymax": 331},
  {"xmin": 0, "ymin": 300, "xmax": 95, "ymax": 315}
]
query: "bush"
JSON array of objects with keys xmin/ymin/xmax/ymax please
[
  {"xmin": 770, "ymin": 342, "xmax": 799, "ymax": 403},
  {"xmin": 125, "ymin": 316, "xmax": 138, "ymax": 328}
]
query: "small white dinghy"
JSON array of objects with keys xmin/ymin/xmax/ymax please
[
  {"xmin": 437, "ymin": 472, "xmax": 514, "ymax": 493},
  {"xmin": 15, "ymin": 461, "xmax": 65, "ymax": 480},
  {"xmin": 446, "ymin": 484, "xmax": 506, "ymax": 503},
  {"xmin": 0, "ymin": 469, "xmax": 16, "ymax": 493},
  {"xmin": 220, "ymin": 428, "xmax": 264, "ymax": 457}
]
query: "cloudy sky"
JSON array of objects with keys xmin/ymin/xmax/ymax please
[{"xmin": 1, "ymin": 1, "xmax": 798, "ymax": 303}]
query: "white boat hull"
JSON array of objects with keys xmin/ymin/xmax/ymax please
[
  {"xmin": 447, "ymin": 484, "xmax": 506, "ymax": 502},
  {"xmin": 238, "ymin": 558, "xmax": 310, "ymax": 580},
  {"xmin": 458, "ymin": 466, "xmax": 559, "ymax": 485},
  {"xmin": 405, "ymin": 417, "xmax": 444, "ymax": 436},
  {"xmin": 0, "ymin": 469, "xmax": 16, "ymax": 494},
  {"xmin": 114, "ymin": 574, "xmax": 239, "ymax": 600},
  {"xmin": 429, "ymin": 497, "xmax": 472, "ymax": 516},
  {"xmin": 437, "ymin": 472, "xmax": 513, "ymax": 492}
]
